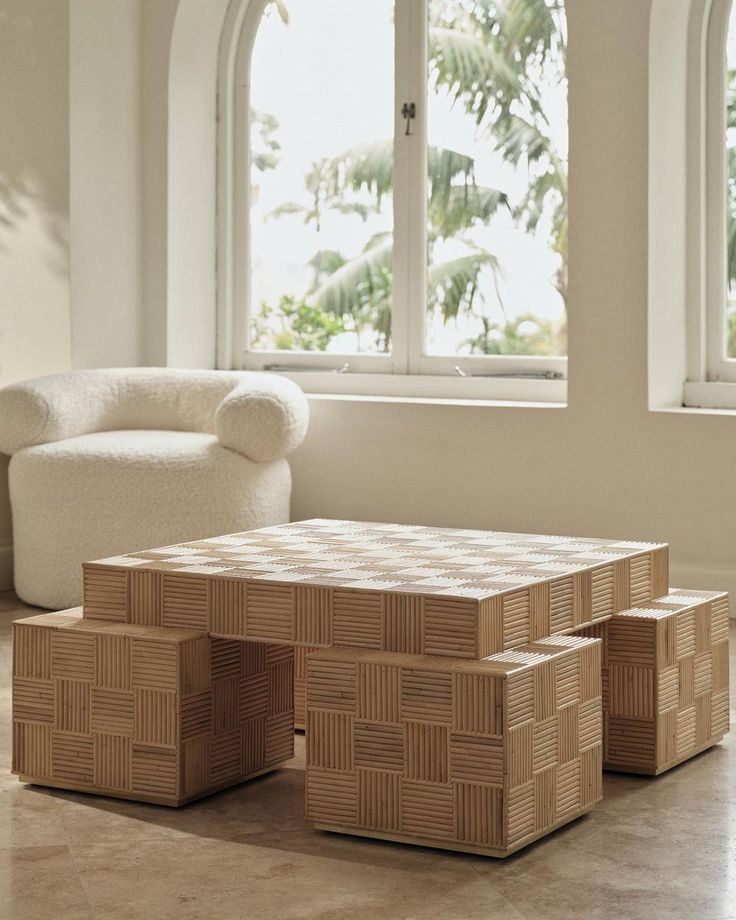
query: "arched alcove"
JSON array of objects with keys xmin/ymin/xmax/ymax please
[
  {"xmin": 166, "ymin": 0, "xmax": 244, "ymax": 367},
  {"xmin": 648, "ymin": 0, "xmax": 696, "ymax": 408}
]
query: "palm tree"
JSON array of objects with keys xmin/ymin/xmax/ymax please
[
  {"xmin": 266, "ymin": 140, "xmax": 510, "ymax": 347},
  {"xmin": 259, "ymin": 0, "xmax": 567, "ymax": 355},
  {"xmin": 429, "ymin": 0, "xmax": 568, "ymax": 327}
]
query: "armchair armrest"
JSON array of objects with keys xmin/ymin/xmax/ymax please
[
  {"xmin": 0, "ymin": 371, "xmax": 108, "ymax": 455},
  {"xmin": 214, "ymin": 373, "xmax": 309, "ymax": 462}
]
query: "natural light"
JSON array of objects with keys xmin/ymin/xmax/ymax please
[{"xmin": 248, "ymin": 0, "xmax": 567, "ymax": 360}]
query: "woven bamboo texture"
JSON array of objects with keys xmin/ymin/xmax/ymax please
[
  {"xmin": 294, "ymin": 646, "xmax": 319, "ymax": 730},
  {"xmin": 305, "ymin": 635, "xmax": 603, "ymax": 857},
  {"xmin": 82, "ymin": 519, "xmax": 669, "ymax": 658},
  {"xmin": 578, "ymin": 590, "xmax": 730, "ymax": 774},
  {"xmin": 12, "ymin": 609, "xmax": 294, "ymax": 804},
  {"xmin": 12, "ymin": 519, "xmax": 731, "ymax": 858}
]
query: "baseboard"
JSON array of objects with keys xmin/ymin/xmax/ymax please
[
  {"xmin": 0, "ymin": 540, "xmax": 12, "ymax": 592},
  {"xmin": 669, "ymin": 556, "xmax": 735, "ymax": 616}
]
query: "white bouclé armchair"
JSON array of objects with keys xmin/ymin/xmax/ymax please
[{"xmin": 0, "ymin": 368, "xmax": 309, "ymax": 609}]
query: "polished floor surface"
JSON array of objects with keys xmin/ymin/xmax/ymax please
[{"xmin": 1, "ymin": 591, "xmax": 734, "ymax": 920}]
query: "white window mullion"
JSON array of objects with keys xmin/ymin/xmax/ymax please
[
  {"xmin": 408, "ymin": 0, "xmax": 429, "ymax": 375},
  {"xmin": 216, "ymin": 0, "xmax": 567, "ymax": 403},
  {"xmin": 705, "ymin": 0, "xmax": 731, "ymax": 380},
  {"xmin": 224, "ymin": 0, "xmax": 268, "ymax": 371},
  {"xmin": 393, "ymin": 0, "xmax": 428, "ymax": 376}
]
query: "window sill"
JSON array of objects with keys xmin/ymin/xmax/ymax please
[
  {"xmin": 271, "ymin": 371, "xmax": 567, "ymax": 407},
  {"xmin": 682, "ymin": 380, "xmax": 736, "ymax": 412}
]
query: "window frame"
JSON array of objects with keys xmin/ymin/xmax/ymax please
[
  {"xmin": 680, "ymin": 0, "xmax": 736, "ymax": 408},
  {"xmin": 216, "ymin": 0, "xmax": 568, "ymax": 402},
  {"xmin": 704, "ymin": 0, "xmax": 732, "ymax": 382}
]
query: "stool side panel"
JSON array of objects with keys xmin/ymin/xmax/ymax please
[
  {"xmin": 579, "ymin": 593, "xmax": 729, "ymax": 775},
  {"xmin": 12, "ymin": 615, "xmax": 293, "ymax": 804},
  {"xmin": 305, "ymin": 640, "xmax": 603, "ymax": 856},
  {"xmin": 83, "ymin": 542, "xmax": 668, "ymax": 661}
]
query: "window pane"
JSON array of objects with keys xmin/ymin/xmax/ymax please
[
  {"xmin": 249, "ymin": 0, "xmax": 394, "ymax": 354},
  {"xmin": 727, "ymin": 6, "xmax": 736, "ymax": 357},
  {"xmin": 426, "ymin": 0, "xmax": 568, "ymax": 357}
]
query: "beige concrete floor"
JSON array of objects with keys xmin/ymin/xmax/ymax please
[{"xmin": 1, "ymin": 591, "xmax": 734, "ymax": 920}]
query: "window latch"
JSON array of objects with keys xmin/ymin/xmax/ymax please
[
  {"xmin": 454, "ymin": 366, "xmax": 563, "ymax": 380},
  {"xmin": 401, "ymin": 102, "xmax": 416, "ymax": 136},
  {"xmin": 264, "ymin": 363, "xmax": 351, "ymax": 374}
]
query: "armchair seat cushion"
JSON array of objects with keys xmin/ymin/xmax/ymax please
[{"xmin": 10, "ymin": 430, "xmax": 291, "ymax": 609}]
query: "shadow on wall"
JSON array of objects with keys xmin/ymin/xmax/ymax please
[
  {"xmin": 0, "ymin": 0, "xmax": 72, "ymax": 392},
  {"xmin": 0, "ymin": 1, "xmax": 69, "ymax": 278},
  {"xmin": 0, "ymin": 1, "xmax": 72, "ymax": 576}
]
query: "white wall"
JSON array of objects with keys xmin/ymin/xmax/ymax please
[
  {"xmin": 289, "ymin": 0, "xmax": 736, "ymax": 600},
  {"xmin": 0, "ymin": 1, "xmax": 71, "ymax": 388},
  {"xmin": 0, "ymin": 0, "xmax": 73, "ymax": 587},
  {"xmin": 141, "ymin": 0, "xmax": 179, "ymax": 366},
  {"xmin": 9, "ymin": 0, "xmax": 736, "ymax": 604},
  {"xmin": 69, "ymin": 0, "xmax": 143, "ymax": 368}
]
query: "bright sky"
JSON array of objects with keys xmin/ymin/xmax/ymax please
[{"xmin": 249, "ymin": 0, "xmax": 567, "ymax": 355}]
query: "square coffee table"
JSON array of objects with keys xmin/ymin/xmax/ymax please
[{"xmin": 11, "ymin": 520, "xmax": 728, "ymax": 857}]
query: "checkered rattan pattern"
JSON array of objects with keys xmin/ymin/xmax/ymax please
[
  {"xmin": 305, "ymin": 635, "xmax": 603, "ymax": 857},
  {"xmin": 294, "ymin": 646, "xmax": 319, "ymax": 730},
  {"xmin": 82, "ymin": 519, "xmax": 669, "ymax": 658},
  {"xmin": 579, "ymin": 589, "xmax": 730, "ymax": 774},
  {"xmin": 12, "ymin": 520, "xmax": 731, "ymax": 858},
  {"xmin": 12, "ymin": 610, "xmax": 294, "ymax": 804}
]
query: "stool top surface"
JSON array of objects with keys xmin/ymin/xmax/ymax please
[{"xmin": 85, "ymin": 518, "xmax": 667, "ymax": 602}]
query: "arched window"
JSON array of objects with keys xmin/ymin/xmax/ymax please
[
  {"xmin": 221, "ymin": 0, "xmax": 568, "ymax": 399},
  {"xmin": 715, "ymin": 0, "xmax": 736, "ymax": 367},
  {"xmin": 700, "ymin": 0, "xmax": 736, "ymax": 386}
]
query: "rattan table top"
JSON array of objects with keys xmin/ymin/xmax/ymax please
[{"xmin": 86, "ymin": 518, "xmax": 667, "ymax": 602}]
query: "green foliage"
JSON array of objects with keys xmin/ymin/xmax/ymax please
[
  {"xmin": 312, "ymin": 237, "xmax": 393, "ymax": 349},
  {"xmin": 429, "ymin": 251, "xmax": 500, "ymax": 322},
  {"xmin": 428, "ymin": 184, "xmax": 510, "ymax": 238},
  {"xmin": 266, "ymin": 158, "xmax": 374, "ymax": 231},
  {"xmin": 726, "ymin": 70, "xmax": 736, "ymax": 355},
  {"xmin": 251, "ymin": 111, "xmax": 281, "ymax": 173},
  {"xmin": 257, "ymin": 0, "xmax": 568, "ymax": 357},
  {"xmin": 251, "ymin": 296, "xmax": 345, "ymax": 351},
  {"xmin": 464, "ymin": 312, "xmax": 565, "ymax": 356},
  {"xmin": 727, "ymin": 303, "xmax": 736, "ymax": 359},
  {"xmin": 430, "ymin": 0, "xmax": 568, "ymax": 301},
  {"xmin": 307, "ymin": 250, "xmax": 348, "ymax": 290},
  {"xmin": 429, "ymin": 25, "xmax": 519, "ymax": 119}
]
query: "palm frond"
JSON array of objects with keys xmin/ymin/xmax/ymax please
[
  {"xmin": 331, "ymin": 202, "xmax": 373, "ymax": 222},
  {"xmin": 312, "ymin": 237, "xmax": 392, "ymax": 318},
  {"xmin": 428, "ymin": 250, "xmax": 500, "ymax": 322},
  {"xmin": 427, "ymin": 145, "xmax": 477, "ymax": 215},
  {"xmin": 363, "ymin": 231, "xmax": 393, "ymax": 251},
  {"xmin": 429, "ymin": 184, "xmax": 509, "ymax": 238},
  {"xmin": 463, "ymin": 310, "xmax": 563, "ymax": 356},
  {"xmin": 324, "ymin": 140, "xmax": 394, "ymax": 203},
  {"xmin": 265, "ymin": 201, "xmax": 309, "ymax": 222},
  {"xmin": 307, "ymin": 249, "xmax": 347, "ymax": 292},
  {"xmin": 492, "ymin": 113, "xmax": 549, "ymax": 166},
  {"xmin": 496, "ymin": 0, "xmax": 564, "ymax": 63},
  {"xmin": 429, "ymin": 26, "xmax": 519, "ymax": 124},
  {"xmin": 322, "ymin": 139, "xmax": 476, "ymax": 202},
  {"xmin": 514, "ymin": 170, "xmax": 563, "ymax": 231}
]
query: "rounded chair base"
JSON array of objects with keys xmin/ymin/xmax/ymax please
[{"xmin": 9, "ymin": 429, "xmax": 291, "ymax": 609}]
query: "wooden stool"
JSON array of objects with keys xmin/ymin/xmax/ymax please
[
  {"xmin": 580, "ymin": 590, "xmax": 729, "ymax": 774},
  {"xmin": 305, "ymin": 635, "xmax": 603, "ymax": 857},
  {"xmin": 12, "ymin": 609, "xmax": 294, "ymax": 805},
  {"xmin": 9, "ymin": 520, "xmax": 731, "ymax": 858}
]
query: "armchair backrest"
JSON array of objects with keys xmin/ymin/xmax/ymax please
[{"xmin": 0, "ymin": 368, "xmax": 263, "ymax": 454}]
